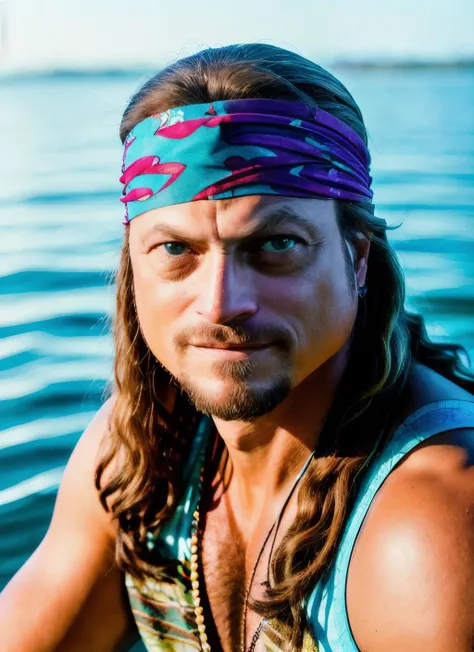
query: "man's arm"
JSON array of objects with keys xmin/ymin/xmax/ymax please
[
  {"xmin": 0, "ymin": 397, "xmax": 139, "ymax": 652},
  {"xmin": 347, "ymin": 429, "xmax": 474, "ymax": 651}
]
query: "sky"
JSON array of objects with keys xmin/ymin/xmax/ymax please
[{"xmin": 1, "ymin": 0, "xmax": 474, "ymax": 72}]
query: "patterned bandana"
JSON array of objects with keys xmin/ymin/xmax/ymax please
[{"xmin": 119, "ymin": 98, "xmax": 373, "ymax": 224}]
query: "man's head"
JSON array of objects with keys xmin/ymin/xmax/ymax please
[
  {"xmin": 128, "ymin": 195, "xmax": 369, "ymax": 420},
  {"xmin": 115, "ymin": 43, "xmax": 383, "ymax": 420},
  {"xmin": 112, "ymin": 43, "xmax": 408, "ymax": 428}
]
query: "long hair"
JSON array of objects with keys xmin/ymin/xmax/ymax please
[{"xmin": 96, "ymin": 43, "xmax": 474, "ymax": 648}]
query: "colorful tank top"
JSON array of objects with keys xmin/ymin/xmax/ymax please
[{"xmin": 126, "ymin": 399, "xmax": 474, "ymax": 651}]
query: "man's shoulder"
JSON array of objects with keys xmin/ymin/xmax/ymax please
[
  {"xmin": 52, "ymin": 393, "xmax": 119, "ymax": 541},
  {"xmin": 404, "ymin": 361, "xmax": 473, "ymax": 406},
  {"xmin": 346, "ymin": 366, "xmax": 474, "ymax": 651},
  {"xmin": 70, "ymin": 393, "xmax": 117, "ymax": 477}
]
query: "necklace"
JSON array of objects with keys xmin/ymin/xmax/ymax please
[{"xmin": 190, "ymin": 448, "xmax": 316, "ymax": 652}]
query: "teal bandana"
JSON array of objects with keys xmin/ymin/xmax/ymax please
[{"xmin": 120, "ymin": 98, "xmax": 373, "ymax": 224}]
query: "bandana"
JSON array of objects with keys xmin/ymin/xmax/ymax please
[{"xmin": 119, "ymin": 98, "xmax": 373, "ymax": 223}]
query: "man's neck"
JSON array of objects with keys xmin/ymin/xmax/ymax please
[{"xmin": 211, "ymin": 345, "xmax": 350, "ymax": 518}]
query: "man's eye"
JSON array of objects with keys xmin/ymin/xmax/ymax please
[
  {"xmin": 260, "ymin": 237, "xmax": 298, "ymax": 253},
  {"xmin": 163, "ymin": 242, "xmax": 190, "ymax": 256}
]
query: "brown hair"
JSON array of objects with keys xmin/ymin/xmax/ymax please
[{"xmin": 96, "ymin": 44, "xmax": 474, "ymax": 648}]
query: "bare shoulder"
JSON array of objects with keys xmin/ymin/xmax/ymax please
[
  {"xmin": 53, "ymin": 393, "xmax": 119, "ymax": 539},
  {"xmin": 67, "ymin": 392, "xmax": 117, "ymax": 485},
  {"xmin": 347, "ymin": 367, "xmax": 474, "ymax": 651},
  {"xmin": 25, "ymin": 391, "xmax": 120, "ymax": 572},
  {"xmin": 400, "ymin": 361, "xmax": 473, "ymax": 414}
]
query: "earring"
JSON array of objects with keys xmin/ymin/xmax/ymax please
[{"xmin": 358, "ymin": 285, "xmax": 368, "ymax": 298}]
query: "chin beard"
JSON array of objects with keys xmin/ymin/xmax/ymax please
[{"xmin": 178, "ymin": 372, "xmax": 293, "ymax": 421}]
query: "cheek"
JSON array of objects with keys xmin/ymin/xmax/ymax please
[
  {"xmin": 306, "ymin": 275, "xmax": 357, "ymax": 342},
  {"xmin": 132, "ymin": 264, "xmax": 185, "ymax": 364},
  {"xmin": 269, "ymin": 257, "xmax": 357, "ymax": 371}
]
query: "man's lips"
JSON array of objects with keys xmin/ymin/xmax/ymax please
[{"xmin": 190, "ymin": 342, "xmax": 269, "ymax": 350}]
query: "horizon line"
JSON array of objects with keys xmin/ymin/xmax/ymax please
[{"xmin": 1, "ymin": 55, "xmax": 474, "ymax": 80}]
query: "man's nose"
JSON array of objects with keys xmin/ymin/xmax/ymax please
[{"xmin": 195, "ymin": 253, "xmax": 258, "ymax": 325}]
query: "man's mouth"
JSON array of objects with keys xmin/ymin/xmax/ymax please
[
  {"xmin": 191, "ymin": 341, "xmax": 269, "ymax": 350},
  {"xmin": 188, "ymin": 342, "xmax": 271, "ymax": 359}
]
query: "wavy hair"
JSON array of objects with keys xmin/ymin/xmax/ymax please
[{"xmin": 96, "ymin": 44, "xmax": 474, "ymax": 648}]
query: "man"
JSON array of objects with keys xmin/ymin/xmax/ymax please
[{"xmin": 1, "ymin": 44, "xmax": 473, "ymax": 652}]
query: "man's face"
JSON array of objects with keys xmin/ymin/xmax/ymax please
[{"xmin": 128, "ymin": 196, "xmax": 368, "ymax": 421}]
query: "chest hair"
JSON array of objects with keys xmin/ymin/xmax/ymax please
[
  {"xmin": 200, "ymin": 494, "xmax": 286, "ymax": 652},
  {"xmin": 201, "ymin": 499, "xmax": 247, "ymax": 652}
]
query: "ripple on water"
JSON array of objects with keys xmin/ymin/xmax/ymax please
[{"xmin": 1, "ymin": 67, "xmax": 473, "ymax": 598}]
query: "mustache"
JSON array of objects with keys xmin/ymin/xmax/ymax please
[{"xmin": 174, "ymin": 324, "xmax": 290, "ymax": 350}]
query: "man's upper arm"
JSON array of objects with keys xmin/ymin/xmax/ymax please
[
  {"xmin": 0, "ymin": 396, "xmax": 135, "ymax": 652},
  {"xmin": 347, "ymin": 430, "xmax": 474, "ymax": 651}
]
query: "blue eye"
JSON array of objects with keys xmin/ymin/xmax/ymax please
[
  {"xmin": 163, "ymin": 242, "xmax": 189, "ymax": 256},
  {"xmin": 261, "ymin": 237, "xmax": 297, "ymax": 253}
]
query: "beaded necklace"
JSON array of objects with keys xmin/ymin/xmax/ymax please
[{"xmin": 190, "ymin": 448, "xmax": 316, "ymax": 652}]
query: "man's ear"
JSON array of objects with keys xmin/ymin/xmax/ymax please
[{"xmin": 345, "ymin": 235, "xmax": 370, "ymax": 288}]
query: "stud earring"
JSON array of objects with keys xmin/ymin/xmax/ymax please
[{"xmin": 358, "ymin": 285, "xmax": 368, "ymax": 298}]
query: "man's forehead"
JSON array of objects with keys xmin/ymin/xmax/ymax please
[{"xmin": 134, "ymin": 196, "xmax": 337, "ymax": 243}]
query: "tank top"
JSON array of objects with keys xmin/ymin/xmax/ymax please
[{"xmin": 126, "ymin": 399, "xmax": 474, "ymax": 651}]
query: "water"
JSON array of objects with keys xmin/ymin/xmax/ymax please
[{"xmin": 0, "ymin": 67, "xmax": 473, "ymax": 594}]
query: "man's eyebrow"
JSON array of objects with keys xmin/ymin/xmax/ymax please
[
  {"xmin": 141, "ymin": 207, "xmax": 323, "ymax": 244},
  {"xmin": 246, "ymin": 208, "xmax": 324, "ymax": 238},
  {"xmin": 141, "ymin": 223, "xmax": 193, "ymax": 244}
]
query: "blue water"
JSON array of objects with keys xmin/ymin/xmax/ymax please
[{"xmin": 0, "ymin": 67, "xmax": 473, "ymax": 593}]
